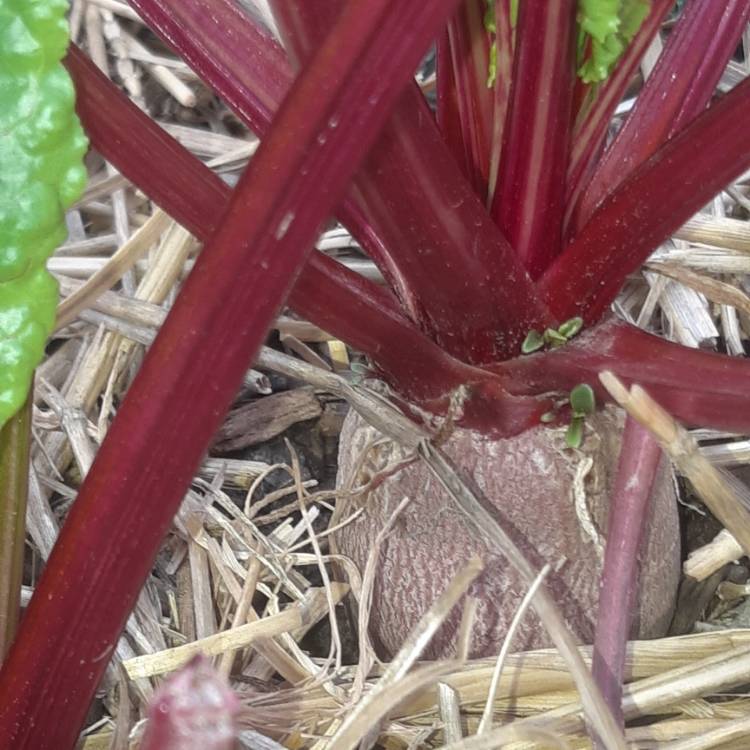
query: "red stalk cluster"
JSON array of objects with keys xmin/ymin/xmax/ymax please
[
  {"xmin": 576, "ymin": 0, "xmax": 750, "ymax": 227},
  {"xmin": 0, "ymin": 1, "xmax": 468, "ymax": 745},
  {"xmin": 128, "ymin": 0, "xmax": 549, "ymax": 361},
  {"xmin": 492, "ymin": 0, "xmax": 577, "ymax": 277},
  {"xmin": 2, "ymin": 0, "xmax": 750, "ymax": 745}
]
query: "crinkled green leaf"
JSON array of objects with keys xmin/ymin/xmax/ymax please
[
  {"xmin": 577, "ymin": 0, "xmax": 650, "ymax": 83},
  {"xmin": 0, "ymin": 1, "xmax": 88, "ymax": 428}
]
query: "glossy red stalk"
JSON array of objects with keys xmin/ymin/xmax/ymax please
[
  {"xmin": 540, "ymin": 76, "xmax": 750, "ymax": 322},
  {"xmin": 125, "ymin": 0, "xmax": 407, "ymax": 299},
  {"xmin": 65, "ymin": 45, "xmax": 547, "ymax": 434},
  {"xmin": 437, "ymin": 0, "xmax": 494, "ymax": 199},
  {"xmin": 0, "ymin": 1, "xmax": 466, "ymax": 744},
  {"xmin": 491, "ymin": 0, "xmax": 577, "ymax": 277},
  {"xmin": 497, "ymin": 318, "xmax": 750, "ymax": 434},
  {"xmin": 63, "ymin": 50, "xmax": 398, "ymax": 367},
  {"xmin": 129, "ymin": 0, "xmax": 552, "ymax": 361},
  {"xmin": 566, "ymin": 0, "xmax": 673, "ymax": 225},
  {"xmin": 577, "ymin": 0, "xmax": 750, "ymax": 227},
  {"xmin": 592, "ymin": 420, "xmax": 662, "ymax": 736}
]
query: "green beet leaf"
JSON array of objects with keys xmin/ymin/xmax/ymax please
[{"xmin": 0, "ymin": 0, "xmax": 88, "ymax": 428}]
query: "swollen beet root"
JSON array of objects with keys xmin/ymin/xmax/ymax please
[{"xmin": 334, "ymin": 407, "xmax": 680, "ymax": 659}]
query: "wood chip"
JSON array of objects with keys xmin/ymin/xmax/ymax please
[{"xmin": 214, "ymin": 387, "xmax": 322, "ymax": 452}]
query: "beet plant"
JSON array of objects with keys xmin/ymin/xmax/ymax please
[{"xmin": 2, "ymin": 0, "xmax": 750, "ymax": 747}]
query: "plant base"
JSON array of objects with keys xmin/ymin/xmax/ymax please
[{"xmin": 333, "ymin": 406, "xmax": 681, "ymax": 659}]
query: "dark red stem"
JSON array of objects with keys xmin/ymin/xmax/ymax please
[
  {"xmin": 0, "ymin": 2, "xmax": 466, "ymax": 744},
  {"xmin": 129, "ymin": 0, "xmax": 552, "ymax": 361},
  {"xmin": 486, "ymin": 0, "xmax": 515, "ymax": 205},
  {"xmin": 64, "ymin": 45, "xmax": 547, "ymax": 432},
  {"xmin": 540, "ymin": 76, "xmax": 750, "ymax": 322},
  {"xmin": 437, "ymin": 0, "xmax": 494, "ymax": 199},
  {"xmin": 436, "ymin": 29, "xmax": 465, "ymax": 172},
  {"xmin": 491, "ymin": 0, "xmax": 577, "ymax": 277},
  {"xmin": 566, "ymin": 0, "xmax": 673, "ymax": 227},
  {"xmin": 496, "ymin": 318, "xmax": 750, "ymax": 434},
  {"xmin": 576, "ymin": 0, "xmax": 750, "ymax": 227},
  {"xmin": 592, "ymin": 418, "xmax": 662, "ymax": 735}
]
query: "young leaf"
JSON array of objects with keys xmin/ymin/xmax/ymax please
[
  {"xmin": 559, "ymin": 316, "xmax": 584, "ymax": 339},
  {"xmin": 522, "ymin": 329, "xmax": 545, "ymax": 353},
  {"xmin": 577, "ymin": 0, "xmax": 649, "ymax": 83},
  {"xmin": 545, "ymin": 328, "xmax": 569, "ymax": 346},
  {"xmin": 570, "ymin": 383, "xmax": 596, "ymax": 415}
]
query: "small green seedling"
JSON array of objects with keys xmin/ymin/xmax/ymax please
[
  {"xmin": 521, "ymin": 316, "xmax": 584, "ymax": 354},
  {"xmin": 558, "ymin": 316, "xmax": 583, "ymax": 339},
  {"xmin": 544, "ymin": 327, "xmax": 568, "ymax": 346},
  {"xmin": 521, "ymin": 328, "xmax": 545, "ymax": 353},
  {"xmin": 566, "ymin": 382, "xmax": 596, "ymax": 449}
]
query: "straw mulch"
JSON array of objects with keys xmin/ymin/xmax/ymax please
[{"xmin": 29, "ymin": 3, "xmax": 750, "ymax": 748}]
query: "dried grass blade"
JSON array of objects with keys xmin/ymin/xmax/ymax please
[
  {"xmin": 124, "ymin": 585, "xmax": 346, "ymax": 679},
  {"xmin": 659, "ymin": 712, "xmax": 750, "ymax": 750},
  {"xmin": 477, "ymin": 564, "xmax": 550, "ymax": 734},
  {"xmin": 648, "ymin": 262, "xmax": 750, "ymax": 317},
  {"xmin": 327, "ymin": 559, "xmax": 483, "ymax": 750},
  {"xmin": 498, "ymin": 643, "xmax": 750, "ymax": 745},
  {"xmin": 439, "ymin": 724, "xmax": 572, "ymax": 750},
  {"xmin": 55, "ymin": 209, "xmax": 172, "ymax": 330}
]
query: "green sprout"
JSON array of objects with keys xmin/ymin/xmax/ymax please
[
  {"xmin": 558, "ymin": 316, "xmax": 584, "ymax": 339},
  {"xmin": 566, "ymin": 383, "xmax": 596, "ymax": 448},
  {"xmin": 521, "ymin": 316, "xmax": 584, "ymax": 355},
  {"xmin": 521, "ymin": 328, "xmax": 545, "ymax": 353},
  {"xmin": 544, "ymin": 327, "xmax": 568, "ymax": 346}
]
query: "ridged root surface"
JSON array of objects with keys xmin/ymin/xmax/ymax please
[{"xmin": 333, "ymin": 406, "xmax": 681, "ymax": 659}]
